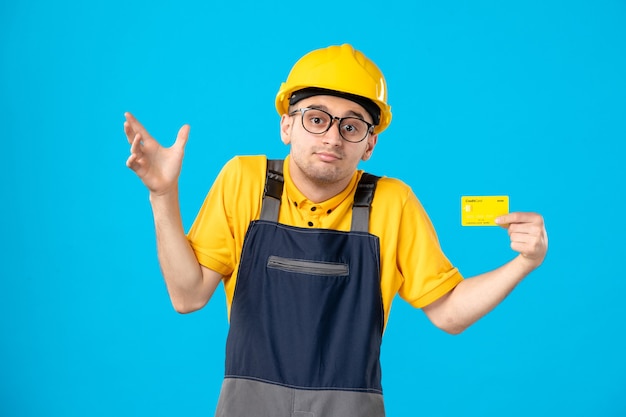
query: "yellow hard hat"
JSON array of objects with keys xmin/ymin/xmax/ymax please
[{"xmin": 275, "ymin": 44, "xmax": 392, "ymax": 134}]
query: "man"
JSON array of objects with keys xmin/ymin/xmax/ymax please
[{"xmin": 124, "ymin": 44, "xmax": 547, "ymax": 417}]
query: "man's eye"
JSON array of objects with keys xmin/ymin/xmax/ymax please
[
  {"xmin": 342, "ymin": 122, "xmax": 363, "ymax": 134},
  {"xmin": 311, "ymin": 117, "xmax": 323, "ymax": 125}
]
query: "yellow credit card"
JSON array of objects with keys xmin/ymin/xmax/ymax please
[{"xmin": 461, "ymin": 196, "xmax": 509, "ymax": 226}]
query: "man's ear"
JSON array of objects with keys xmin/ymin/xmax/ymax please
[
  {"xmin": 280, "ymin": 114, "xmax": 292, "ymax": 145},
  {"xmin": 361, "ymin": 133, "xmax": 378, "ymax": 161}
]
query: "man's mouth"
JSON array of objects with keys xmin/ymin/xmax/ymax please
[{"xmin": 315, "ymin": 151, "xmax": 342, "ymax": 162}]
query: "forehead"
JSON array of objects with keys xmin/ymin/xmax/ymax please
[{"xmin": 296, "ymin": 95, "xmax": 371, "ymax": 122}]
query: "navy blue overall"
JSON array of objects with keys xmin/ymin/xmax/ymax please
[{"xmin": 215, "ymin": 160, "xmax": 385, "ymax": 417}]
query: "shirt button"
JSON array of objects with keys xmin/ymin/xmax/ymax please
[
  {"xmin": 310, "ymin": 207, "xmax": 316, "ymax": 212},
  {"xmin": 307, "ymin": 221, "xmax": 314, "ymax": 227}
]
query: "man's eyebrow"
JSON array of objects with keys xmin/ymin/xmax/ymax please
[{"xmin": 307, "ymin": 104, "xmax": 368, "ymax": 121}]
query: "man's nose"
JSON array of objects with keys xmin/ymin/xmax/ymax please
[{"xmin": 322, "ymin": 119, "xmax": 344, "ymax": 145}]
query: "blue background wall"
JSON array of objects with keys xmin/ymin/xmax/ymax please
[{"xmin": 2, "ymin": 1, "xmax": 625, "ymax": 416}]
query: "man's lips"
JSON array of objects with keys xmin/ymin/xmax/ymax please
[{"xmin": 315, "ymin": 151, "xmax": 342, "ymax": 162}]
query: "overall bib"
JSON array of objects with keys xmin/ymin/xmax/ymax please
[{"xmin": 215, "ymin": 160, "xmax": 385, "ymax": 417}]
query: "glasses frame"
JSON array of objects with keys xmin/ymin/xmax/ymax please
[{"xmin": 289, "ymin": 107, "xmax": 375, "ymax": 143}]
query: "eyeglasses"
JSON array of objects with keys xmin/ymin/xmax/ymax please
[{"xmin": 289, "ymin": 107, "xmax": 375, "ymax": 143}]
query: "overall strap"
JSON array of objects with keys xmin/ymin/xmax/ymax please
[
  {"xmin": 351, "ymin": 173, "xmax": 380, "ymax": 232},
  {"xmin": 259, "ymin": 159, "xmax": 285, "ymax": 222},
  {"xmin": 259, "ymin": 159, "xmax": 380, "ymax": 232}
]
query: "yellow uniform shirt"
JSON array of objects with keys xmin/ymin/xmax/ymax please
[{"xmin": 187, "ymin": 155, "xmax": 463, "ymax": 328}]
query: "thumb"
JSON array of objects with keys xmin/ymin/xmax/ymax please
[{"xmin": 174, "ymin": 124, "xmax": 190, "ymax": 150}]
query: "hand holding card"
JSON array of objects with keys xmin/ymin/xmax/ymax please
[{"xmin": 494, "ymin": 212, "xmax": 548, "ymax": 268}]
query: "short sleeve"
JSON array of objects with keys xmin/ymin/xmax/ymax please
[
  {"xmin": 395, "ymin": 189, "xmax": 464, "ymax": 308},
  {"xmin": 186, "ymin": 156, "xmax": 265, "ymax": 277}
]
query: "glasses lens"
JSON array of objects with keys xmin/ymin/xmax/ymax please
[
  {"xmin": 339, "ymin": 118, "xmax": 369, "ymax": 142},
  {"xmin": 301, "ymin": 109, "xmax": 331, "ymax": 134}
]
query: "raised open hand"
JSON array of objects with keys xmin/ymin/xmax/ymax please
[{"xmin": 124, "ymin": 112, "xmax": 190, "ymax": 196}]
